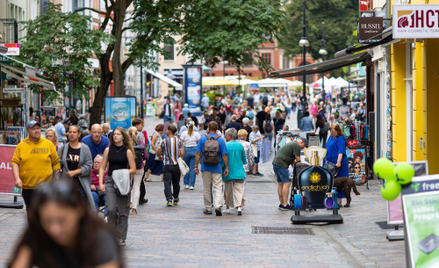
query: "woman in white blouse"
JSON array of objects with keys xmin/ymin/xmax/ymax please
[{"xmin": 180, "ymin": 121, "xmax": 200, "ymax": 190}]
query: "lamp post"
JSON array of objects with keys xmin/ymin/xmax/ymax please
[
  {"xmin": 298, "ymin": 0, "xmax": 309, "ymax": 115},
  {"xmin": 318, "ymin": 22, "xmax": 328, "ymax": 100}
]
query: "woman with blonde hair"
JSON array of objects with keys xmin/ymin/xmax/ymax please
[
  {"xmin": 45, "ymin": 128, "xmax": 59, "ymax": 150},
  {"xmin": 180, "ymin": 121, "xmax": 200, "ymax": 190},
  {"xmin": 99, "ymin": 127, "xmax": 137, "ymax": 246},
  {"xmin": 127, "ymin": 126, "xmax": 143, "ymax": 215}
]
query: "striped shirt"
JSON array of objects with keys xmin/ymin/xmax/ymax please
[{"xmin": 161, "ymin": 137, "xmax": 183, "ymax": 165}]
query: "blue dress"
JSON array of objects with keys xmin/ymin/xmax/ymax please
[{"xmin": 323, "ymin": 135, "xmax": 349, "ymax": 198}]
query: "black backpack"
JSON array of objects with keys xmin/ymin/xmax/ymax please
[
  {"xmin": 133, "ymin": 145, "xmax": 144, "ymax": 169},
  {"xmin": 265, "ymin": 120, "xmax": 272, "ymax": 132}
]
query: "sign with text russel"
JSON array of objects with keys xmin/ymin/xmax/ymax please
[{"xmin": 393, "ymin": 5, "xmax": 439, "ymax": 39}]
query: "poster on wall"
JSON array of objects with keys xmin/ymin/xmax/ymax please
[
  {"xmin": 182, "ymin": 64, "xmax": 202, "ymax": 116},
  {"xmin": 402, "ymin": 174, "xmax": 439, "ymax": 268},
  {"xmin": 347, "ymin": 148, "xmax": 366, "ymax": 184},
  {"xmin": 0, "ymin": 145, "xmax": 21, "ymax": 195},
  {"xmin": 104, "ymin": 97, "xmax": 136, "ymax": 130},
  {"xmin": 387, "ymin": 161, "xmax": 429, "ymax": 225}
]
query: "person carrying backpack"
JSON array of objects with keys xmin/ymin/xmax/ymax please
[
  {"xmin": 194, "ymin": 121, "xmax": 229, "ymax": 216},
  {"xmin": 263, "ymin": 113, "xmax": 274, "ymax": 144}
]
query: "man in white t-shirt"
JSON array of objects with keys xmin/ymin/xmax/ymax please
[
  {"xmin": 253, "ymin": 92, "xmax": 260, "ymax": 106},
  {"xmin": 201, "ymin": 94, "xmax": 210, "ymax": 112}
]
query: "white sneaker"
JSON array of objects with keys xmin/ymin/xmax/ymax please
[
  {"xmin": 185, "ymin": 185, "xmax": 189, "ymax": 189},
  {"xmin": 237, "ymin": 207, "xmax": 242, "ymax": 216},
  {"xmin": 223, "ymin": 208, "xmax": 230, "ymax": 214},
  {"xmin": 189, "ymin": 186, "xmax": 194, "ymax": 190}
]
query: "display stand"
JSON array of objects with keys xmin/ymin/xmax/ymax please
[
  {"xmin": 0, "ymin": 196, "xmax": 23, "ymax": 209},
  {"xmin": 292, "ymin": 208, "xmax": 343, "ymax": 224},
  {"xmin": 0, "ymin": 138, "xmax": 24, "ymax": 209},
  {"xmin": 386, "ymin": 226, "xmax": 405, "ymax": 241}
]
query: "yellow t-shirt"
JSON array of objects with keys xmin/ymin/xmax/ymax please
[{"xmin": 11, "ymin": 137, "xmax": 61, "ymax": 189}]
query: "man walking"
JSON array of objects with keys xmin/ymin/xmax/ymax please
[
  {"xmin": 82, "ymin": 124, "xmax": 110, "ymax": 160},
  {"xmin": 102, "ymin": 123, "xmax": 112, "ymax": 138},
  {"xmin": 272, "ymin": 138, "xmax": 307, "ymax": 211},
  {"xmin": 163, "ymin": 98, "xmax": 173, "ymax": 123},
  {"xmin": 226, "ymin": 115, "xmax": 241, "ymax": 133},
  {"xmin": 12, "ymin": 121, "xmax": 61, "ymax": 212},
  {"xmin": 194, "ymin": 121, "xmax": 229, "ymax": 216}
]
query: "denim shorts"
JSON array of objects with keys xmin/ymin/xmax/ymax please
[
  {"xmin": 254, "ymin": 150, "xmax": 260, "ymax": 164},
  {"xmin": 273, "ymin": 164, "xmax": 290, "ymax": 183}
]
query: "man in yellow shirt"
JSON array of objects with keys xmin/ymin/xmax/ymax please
[{"xmin": 11, "ymin": 121, "xmax": 61, "ymax": 212}]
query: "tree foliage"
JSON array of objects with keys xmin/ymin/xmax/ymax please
[
  {"xmin": 279, "ymin": 0, "xmax": 358, "ymax": 77},
  {"xmin": 17, "ymin": 3, "xmax": 112, "ymax": 104}
]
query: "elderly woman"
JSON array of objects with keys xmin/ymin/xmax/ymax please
[
  {"xmin": 222, "ymin": 128, "xmax": 247, "ymax": 215},
  {"xmin": 45, "ymin": 128, "xmax": 59, "ymax": 150},
  {"xmin": 323, "ymin": 124, "xmax": 349, "ymax": 207},
  {"xmin": 91, "ymin": 154, "xmax": 107, "ymax": 214}
]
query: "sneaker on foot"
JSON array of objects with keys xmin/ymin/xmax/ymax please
[
  {"xmin": 278, "ymin": 204, "xmax": 286, "ymax": 211},
  {"xmin": 203, "ymin": 209, "xmax": 212, "ymax": 215},
  {"xmin": 118, "ymin": 239, "xmax": 125, "ymax": 247},
  {"xmin": 252, "ymin": 173, "xmax": 258, "ymax": 177},
  {"xmin": 166, "ymin": 200, "xmax": 173, "ymax": 207},
  {"xmin": 284, "ymin": 205, "xmax": 294, "ymax": 210},
  {"xmin": 185, "ymin": 185, "xmax": 189, "ymax": 189},
  {"xmin": 256, "ymin": 172, "xmax": 264, "ymax": 177},
  {"xmin": 189, "ymin": 186, "xmax": 194, "ymax": 190},
  {"xmin": 215, "ymin": 208, "xmax": 222, "ymax": 216},
  {"xmin": 237, "ymin": 207, "xmax": 242, "ymax": 216},
  {"xmin": 223, "ymin": 208, "xmax": 230, "ymax": 214},
  {"xmin": 173, "ymin": 197, "xmax": 180, "ymax": 205}
]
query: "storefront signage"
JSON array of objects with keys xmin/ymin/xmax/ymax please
[
  {"xmin": 0, "ymin": 44, "xmax": 20, "ymax": 56},
  {"xmin": 0, "ymin": 145, "xmax": 21, "ymax": 195},
  {"xmin": 358, "ymin": 17, "xmax": 383, "ymax": 42},
  {"xmin": 347, "ymin": 140, "xmax": 359, "ymax": 146},
  {"xmin": 182, "ymin": 64, "xmax": 202, "ymax": 116},
  {"xmin": 402, "ymin": 174, "xmax": 439, "ymax": 267},
  {"xmin": 164, "ymin": 68, "xmax": 184, "ymax": 78},
  {"xmin": 393, "ymin": 5, "xmax": 439, "ymax": 39},
  {"xmin": 3, "ymin": 88, "xmax": 25, "ymax": 93}
]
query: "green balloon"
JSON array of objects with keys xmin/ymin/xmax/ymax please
[
  {"xmin": 381, "ymin": 180, "xmax": 402, "ymax": 201},
  {"xmin": 394, "ymin": 163, "xmax": 415, "ymax": 185},
  {"xmin": 373, "ymin": 158, "xmax": 395, "ymax": 180}
]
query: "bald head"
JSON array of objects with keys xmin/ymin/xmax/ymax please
[{"xmin": 91, "ymin": 124, "xmax": 103, "ymax": 144}]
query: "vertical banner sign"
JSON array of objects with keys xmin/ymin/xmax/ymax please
[
  {"xmin": 105, "ymin": 97, "xmax": 137, "ymax": 130},
  {"xmin": 0, "ymin": 145, "xmax": 21, "ymax": 195},
  {"xmin": 182, "ymin": 64, "xmax": 202, "ymax": 116},
  {"xmin": 359, "ymin": 0, "xmax": 368, "ymax": 14},
  {"xmin": 402, "ymin": 175, "xmax": 439, "ymax": 268},
  {"xmin": 346, "ymin": 148, "xmax": 367, "ymax": 184},
  {"xmin": 387, "ymin": 161, "xmax": 428, "ymax": 225}
]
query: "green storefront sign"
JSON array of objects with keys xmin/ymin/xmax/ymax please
[{"xmin": 403, "ymin": 175, "xmax": 439, "ymax": 267}]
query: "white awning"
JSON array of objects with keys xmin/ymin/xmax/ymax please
[
  {"xmin": 145, "ymin": 69, "xmax": 183, "ymax": 91},
  {"xmin": 1, "ymin": 67, "xmax": 52, "ymax": 88}
]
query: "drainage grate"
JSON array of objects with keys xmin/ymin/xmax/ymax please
[{"xmin": 252, "ymin": 226, "xmax": 314, "ymax": 235}]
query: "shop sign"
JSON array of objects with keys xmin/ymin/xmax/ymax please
[
  {"xmin": 3, "ymin": 88, "xmax": 25, "ymax": 93},
  {"xmin": 393, "ymin": 5, "xmax": 439, "ymax": 39},
  {"xmin": 347, "ymin": 140, "xmax": 359, "ymax": 146},
  {"xmin": 104, "ymin": 96, "xmax": 136, "ymax": 130},
  {"xmin": 164, "ymin": 68, "xmax": 184, "ymax": 78},
  {"xmin": 0, "ymin": 44, "xmax": 20, "ymax": 56},
  {"xmin": 358, "ymin": 17, "xmax": 383, "ymax": 42},
  {"xmin": 359, "ymin": 0, "xmax": 368, "ymax": 13},
  {"xmin": 402, "ymin": 174, "xmax": 439, "ymax": 267}
]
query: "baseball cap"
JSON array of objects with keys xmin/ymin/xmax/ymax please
[
  {"xmin": 26, "ymin": 120, "xmax": 41, "ymax": 130},
  {"xmin": 299, "ymin": 138, "xmax": 308, "ymax": 148}
]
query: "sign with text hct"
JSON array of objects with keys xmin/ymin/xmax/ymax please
[
  {"xmin": 393, "ymin": 5, "xmax": 439, "ymax": 39},
  {"xmin": 358, "ymin": 17, "xmax": 383, "ymax": 42}
]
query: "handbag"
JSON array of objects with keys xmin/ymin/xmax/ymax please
[
  {"xmin": 324, "ymin": 158, "xmax": 341, "ymax": 176},
  {"xmin": 177, "ymin": 157, "xmax": 189, "ymax": 176}
]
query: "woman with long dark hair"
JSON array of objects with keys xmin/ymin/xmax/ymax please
[
  {"xmin": 99, "ymin": 127, "xmax": 136, "ymax": 246},
  {"xmin": 8, "ymin": 180, "xmax": 123, "ymax": 268},
  {"xmin": 315, "ymin": 114, "xmax": 328, "ymax": 147},
  {"xmin": 144, "ymin": 124, "xmax": 164, "ymax": 181}
]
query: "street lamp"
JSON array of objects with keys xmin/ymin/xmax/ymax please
[
  {"xmin": 299, "ymin": 0, "xmax": 309, "ymax": 115},
  {"xmin": 318, "ymin": 22, "xmax": 328, "ymax": 100}
]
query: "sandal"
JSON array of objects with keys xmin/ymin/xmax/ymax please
[
  {"xmin": 132, "ymin": 209, "xmax": 138, "ymax": 215},
  {"xmin": 145, "ymin": 178, "xmax": 152, "ymax": 182}
]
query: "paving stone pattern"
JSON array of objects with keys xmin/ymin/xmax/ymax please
[{"xmin": 0, "ymin": 113, "xmax": 406, "ymax": 267}]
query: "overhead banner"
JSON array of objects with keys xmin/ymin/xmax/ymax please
[
  {"xmin": 393, "ymin": 5, "xmax": 439, "ymax": 39},
  {"xmin": 402, "ymin": 174, "xmax": 439, "ymax": 268},
  {"xmin": 104, "ymin": 97, "xmax": 136, "ymax": 130},
  {"xmin": 0, "ymin": 145, "xmax": 21, "ymax": 196}
]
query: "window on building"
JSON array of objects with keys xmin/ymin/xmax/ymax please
[
  {"xmin": 283, "ymin": 56, "xmax": 290, "ymax": 69},
  {"xmin": 163, "ymin": 43, "xmax": 175, "ymax": 61},
  {"xmin": 261, "ymin": 53, "xmax": 271, "ymax": 65},
  {"xmin": 212, "ymin": 73, "xmax": 215, "ymax": 76},
  {"xmin": 73, "ymin": 0, "xmax": 84, "ymax": 10},
  {"xmin": 248, "ymin": 73, "xmax": 252, "ymax": 77},
  {"xmin": 262, "ymin": 73, "xmax": 266, "ymax": 79}
]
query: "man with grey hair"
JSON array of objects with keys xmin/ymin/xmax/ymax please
[
  {"xmin": 102, "ymin": 123, "xmax": 112, "ymax": 138},
  {"xmin": 241, "ymin": 118, "xmax": 252, "ymax": 142},
  {"xmin": 222, "ymin": 127, "xmax": 246, "ymax": 215},
  {"xmin": 226, "ymin": 115, "xmax": 241, "ymax": 132},
  {"xmin": 81, "ymin": 124, "xmax": 110, "ymax": 160}
]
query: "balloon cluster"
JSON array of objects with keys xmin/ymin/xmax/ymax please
[{"xmin": 373, "ymin": 158, "xmax": 415, "ymax": 201}]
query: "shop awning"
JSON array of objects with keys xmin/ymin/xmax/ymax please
[
  {"xmin": 1, "ymin": 66, "xmax": 53, "ymax": 88},
  {"xmin": 1, "ymin": 63, "xmax": 53, "ymax": 87},
  {"xmin": 145, "ymin": 69, "xmax": 183, "ymax": 91},
  {"xmin": 270, "ymin": 50, "xmax": 373, "ymax": 78}
]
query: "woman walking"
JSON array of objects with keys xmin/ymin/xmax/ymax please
[
  {"xmin": 57, "ymin": 125, "xmax": 94, "ymax": 211},
  {"xmin": 310, "ymin": 100, "xmax": 319, "ymax": 124},
  {"xmin": 180, "ymin": 122, "xmax": 200, "ymax": 190},
  {"xmin": 263, "ymin": 113, "xmax": 274, "ymax": 144},
  {"xmin": 99, "ymin": 127, "xmax": 137, "ymax": 246},
  {"xmin": 174, "ymin": 101, "xmax": 182, "ymax": 123},
  {"xmin": 144, "ymin": 124, "xmax": 164, "ymax": 181},
  {"xmin": 128, "ymin": 126, "xmax": 147, "ymax": 215},
  {"xmin": 323, "ymin": 124, "xmax": 349, "ymax": 207},
  {"xmin": 315, "ymin": 114, "xmax": 328, "ymax": 147},
  {"xmin": 45, "ymin": 128, "xmax": 60, "ymax": 150},
  {"xmin": 156, "ymin": 125, "xmax": 185, "ymax": 207}
]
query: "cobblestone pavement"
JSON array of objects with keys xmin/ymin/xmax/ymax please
[{"xmin": 0, "ymin": 112, "xmax": 406, "ymax": 267}]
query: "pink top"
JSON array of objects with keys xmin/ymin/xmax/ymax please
[
  {"xmin": 91, "ymin": 170, "xmax": 108, "ymax": 188},
  {"xmin": 310, "ymin": 105, "xmax": 318, "ymax": 116}
]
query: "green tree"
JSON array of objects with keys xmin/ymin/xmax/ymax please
[
  {"xmin": 17, "ymin": 3, "xmax": 111, "ymax": 104},
  {"xmin": 279, "ymin": 0, "xmax": 358, "ymax": 77}
]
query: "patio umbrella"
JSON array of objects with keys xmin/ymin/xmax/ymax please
[{"xmin": 202, "ymin": 78, "xmax": 237, "ymax": 86}]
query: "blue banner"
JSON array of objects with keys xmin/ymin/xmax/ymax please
[
  {"xmin": 183, "ymin": 65, "xmax": 202, "ymax": 116},
  {"xmin": 105, "ymin": 97, "xmax": 136, "ymax": 130}
]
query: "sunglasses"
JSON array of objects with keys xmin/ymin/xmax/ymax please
[{"xmin": 354, "ymin": 167, "xmax": 361, "ymax": 169}]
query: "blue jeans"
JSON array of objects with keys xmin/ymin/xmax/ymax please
[
  {"xmin": 163, "ymin": 115, "xmax": 170, "ymax": 123},
  {"xmin": 292, "ymin": 103, "xmax": 297, "ymax": 112},
  {"xmin": 92, "ymin": 191, "xmax": 106, "ymax": 214},
  {"xmin": 273, "ymin": 164, "xmax": 290, "ymax": 183},
  {"xmin": 183, "ymin": 147, "xmax": 197, "ymax": 186}
]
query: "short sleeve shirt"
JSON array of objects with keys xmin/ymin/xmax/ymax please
[
  {"xmin": 196, "ymin": 133, "xmax": 228, "ymax": 173},
  {"xmin": 161, "ymin": 137, "xmax": 183, "ymax": 165},
  {"xmin": 272, "ymin": 141, "xmax": 301, "ymax": 169}
]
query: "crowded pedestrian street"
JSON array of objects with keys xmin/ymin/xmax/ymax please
[{"xmin": 0, "ymin": 114, "xmax": 405, "ymax": 267}]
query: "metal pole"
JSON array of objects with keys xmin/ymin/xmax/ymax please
[
  {"xmin": 140, "ymin": 59, "xmax": 144, "ymax": 119},
  {"xmin": 302, "ymin": 0, "xmax": 307, "ymax": 113}
]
